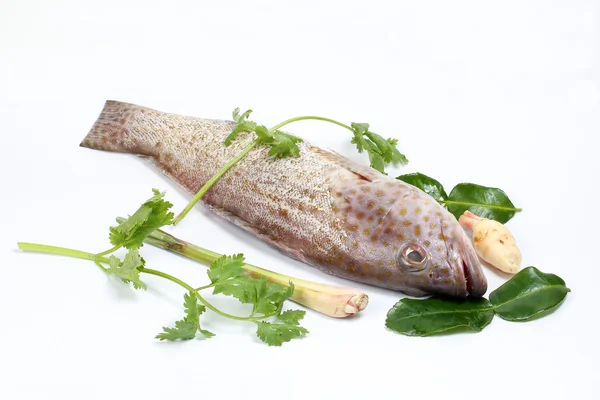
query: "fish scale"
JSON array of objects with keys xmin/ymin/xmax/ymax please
[{"xmin": 81, "ymin": 100, "xmax": 487, "ymax": 297}]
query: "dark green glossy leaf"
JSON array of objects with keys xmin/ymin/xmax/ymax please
[
  {"xmin": 385, "ymin": 297, "xmax": 493, "ymax": 336},
  {"xmin": 489, "ymin": 267, "xmax": 570, "ymax": 321},
  {"xmin": 396, "ymin": 172, "xmax": 448, "ymax": 203},
  {"xmin": 446, "ymin": 183, "xmax": 521, "ymax": 223}
]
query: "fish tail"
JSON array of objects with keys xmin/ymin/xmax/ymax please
[{"xmin": 80, "ymin": 100, "xmax": 150, "ymax": 154}]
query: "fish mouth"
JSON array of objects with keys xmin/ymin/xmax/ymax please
[{"xmin": 459, "ymin": 245, "xmax": 487, "ymax": 297}]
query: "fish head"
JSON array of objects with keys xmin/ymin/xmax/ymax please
[
  {"xmin": 386, "ymin": 187, "xmax": 487, "ymax": 298},
  {"xmin": 336, "ymin": 178, "xmax": 487, "ymax": 297}
]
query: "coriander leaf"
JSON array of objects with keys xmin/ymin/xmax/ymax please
[
  {"xmin": 254, "ymin": 125, "xmax": 272, "ymax": 142},
  {"xmin": 367, "ymin": 150, "xmax": 386, "ymax": 174},
  {"xmin": 233, "ymin": 108, "xmax": 253, "ymax": 123},
  {"xmin": 207, "ymin": 254, "xmax": 245, "ymax": 284},
  {"xmin": 350, "ymin": 122, "xmax": 370, "ymax": 153},
  {"xmin": 277, "ymin": 309, "xmax": 306, "ymax": 325},
  {"xmin": 254, "ymin": 281, "xmax": 294, "ymax": 317},
  {"xmin": 183, "ymin": 290, "xmax": 202, "ymax": 321},
  {"xmin": 365, "ymin": 131, "xmax": 395, "ymax": 163},
  {"xmin": 225, "ymin": 108, "xmax": 258, "ymax": 145},
  {"xmin": 198, "ymin": 328, "xmax": 216, "ymax": 337},
  {"xmin": 109, "ymin": 189, "xmax": 174, "ymax": 250},
  {"xmin": 156, "ymin": 291, "xmax": 214, "ymax": 341},
  {"xmin": 255, "ymin": 320, "xmax": 308, "ymax": 346},
  {"xmin": 182, "ymin": 291, "xmax": 214, "ymax": 338},
  {"xmin": 267, "ymin": 131, "xmax": 302, "ymax": 158},
  {"xmin": 155, "ymin": 320, "xmax": 199, "ymax": 341},
  {"xmin": 106, "ymin": 249, "xmax": 147, "ymax": 290},
  {"xmin": 224, "ymin": 121, "xmax": 257, "ymax": 146},
  {"xmin": 213, "ymin": 275, "xmax": 260, "ymax": 304},
  {"xmin": 387, "ymin": 138, "xmax": 409, "ymax": 165},
  {"xmin": 225, "ymin": 108, "xmax": 303, "ymax": 157},
  {"xmin": 208, "ymin": 254, "xmax": 260, "ymax": 304},
  {"xmin": 351, "ymin": 122, "xmax": 369, "ymax": 134},
  {"xmin": 252, "ymin": 126, "xmax": 303, "ymax": 158},
  {"xmin": 207, "ymin": 254, "xmax": 286, "ymax": 306},
  {"xmin": 350, "ymin": 122, "xmax": 408, "ymax": 174},
  {"xmin": 109, "ymin": 208, "xmax": 151, "ymax": 247}
]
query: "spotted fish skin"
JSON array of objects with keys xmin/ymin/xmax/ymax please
[{"xmin": 81, "ymin": 100, "xmax": 487, "ymax": 297}]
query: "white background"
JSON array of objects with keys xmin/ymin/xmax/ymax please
[{"xmin": 1, "ymin": 1, "xmax": 598, "ymax": 399}]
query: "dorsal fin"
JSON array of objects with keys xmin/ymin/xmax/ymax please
[{"xmin": 309, "ymin": 145, "xmax": 385, "ymax": 182}]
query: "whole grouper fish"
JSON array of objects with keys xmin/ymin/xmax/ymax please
[{"xmin": 81, "ymin": 101, "xmax": 487, "ymax": 297}]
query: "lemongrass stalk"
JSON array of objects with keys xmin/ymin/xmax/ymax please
[{"xmin": 118, "ymin": 218, "xmax": 369, "ymax": 317}]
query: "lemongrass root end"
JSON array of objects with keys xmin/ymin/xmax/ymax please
[{"xmin": 343, "ymin": 293, "xmax": 369, "ymax": 315}]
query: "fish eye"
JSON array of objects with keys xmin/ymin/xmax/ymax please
[
  {"xmin": 397, "ymin": 243, "xmax": 428, "ymax": 271},
  {"xmin": 407, "ymin": 250, "xmax": 424, "ymax": 263}
]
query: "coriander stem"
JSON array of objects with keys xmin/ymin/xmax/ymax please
[
  {"xmin": 18, "ymin": 242, "xmax": 98, "ymax": 261},
  {"xmin": 94, "ymin": 260, "xmax": 108, "ymax": 271},
  {"xmin": 139, "ymin": 267, "xmax": 264, "ymax": 321},
  {"xmin": 172, "ymin": 139, "xmax": 259, "ymax": 225},
  {"xmin": 96, "ymin": 246, "xmax": 121, "ymax": 258},
  {"xmin": 195, "ymin": 283, "xmax": 216, "ymax": 291},
  {"xmin": 17, "ymin": 242, "xmax": 110, "ymax": 271},
  {"xmin": 270, "ymin": 116, "xmax": 353, "ymax": 133},
  {"xmin": 249, "ymin": 303, "xmax": 258, "ymax": 318},
  {"xmin": 18, "ymin": 240, "xmax": 266, "ymax": 321}
]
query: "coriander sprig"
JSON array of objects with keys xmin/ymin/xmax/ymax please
[
  {"xmin": 155, "ymin": 291, "xmax": 214, "ymax": 340},
  {"xmin": 172, "ymin": 109, "xmax": 304, "ymax": 225},
  {"xmin": 270, "ymin": 116, "xmax": 408, "ymax": 173},
  {"xmin": 18, "ymin": 189, "xmax": 308, "ymax": 346},
  {"xmin": 172, "ymin": 108, "xmax": 407, "ymax": 225}
]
